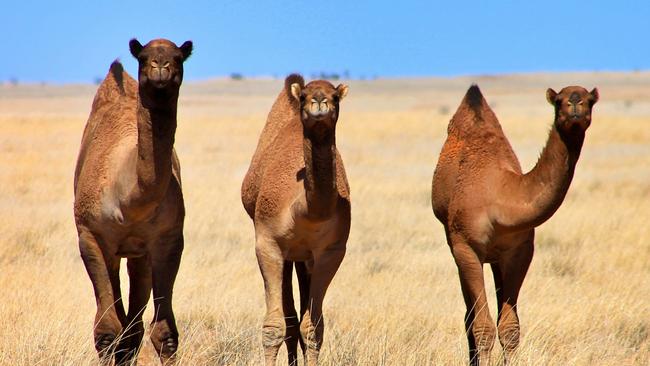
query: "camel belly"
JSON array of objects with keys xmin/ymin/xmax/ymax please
[
  {"xmin": 115, "ymin": 236, "xmax": 148, "ymax": 258},
  {"xmin": 276, "ymin": 216, "xmax": 343, "ymax": 262}
]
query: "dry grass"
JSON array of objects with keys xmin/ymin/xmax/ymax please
[{"xmin": 0, "ymin": 72, "xmax": 649, "ymax": 365}]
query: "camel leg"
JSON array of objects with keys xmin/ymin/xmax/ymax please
[
  {"xmin": 300, "ymin": 246, "xmax": 345, "ymax": 366},
  {"xmin": 283, "ymin": 261, "xmax": 300, "ymax": 366},
  {"xmin": 450, "ymin": 236, "xmax": 496, "ymax": 366},
  {"xmin": 78, "ymin": 228, "xmax": 123, "ymax": 363},
  {"xmin": 115, "ymin": 255, "xmax": 152, "ymax": 365},
  {"xmin": 296, "ymin": 261, "xmax": 312, "ymax": 359},
  {"xmin": 256, "ymin": 235, "xmax": 286, "ymax": 365},
  {"xmin": 460, "ymin": 278, "xmax": 478, "ymax": 365},
  {"xmin": 150, "ymin": 235, "xmax": 184, "ymax": 363},
  {"xmin": 495, "ymin": 236, "xmax": 534, "ymax": 364}
]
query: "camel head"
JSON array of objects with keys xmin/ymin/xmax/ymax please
[
  {"xmin": 129, "ymin": 38, "xmax": 193, "ymax": 96},
  {"xmin": 288, "ymin": 75, "xmax": 349, "ymax": 141},
  {"xmin": 547, "ymin": 86, "xmax": 599, "ymax": 132}
]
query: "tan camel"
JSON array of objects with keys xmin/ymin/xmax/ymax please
[
  {"xmin": 74, "ymin": 38, "xmax": 192, "ymax": 365},
  {"xmin": 241, "ymin": 74, "xmax": 350, "ymax": 366},
  {"xmin": 431, "ymin": 85, "xmax": 598, "ymax": 365}
]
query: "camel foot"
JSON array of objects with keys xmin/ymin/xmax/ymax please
[
  {"xmin": 153, "ymin": 336, "xmax": 178, "ymax": 363},
  {"xmin": 95, "ymin": 333, "xmax": 117, "ymax": 362}
]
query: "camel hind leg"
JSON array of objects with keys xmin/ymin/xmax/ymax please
[
  {"xmin": 77, "ymin": 227, "xmax": 124, "ymax": 363},
  {"xmin": 115, "ymin": 255, "xmax": 152, "ymax": 365},
  {"xmin": 493, "ymin": 234, "xmax": 534, "ymax": 364},
  {"xmin": 282, "ymin": 261, "xmax": 300, "ymax": 366},
  {"xmin": 296, "ymin": 261, "xmax": 312, "ymax": 359}
]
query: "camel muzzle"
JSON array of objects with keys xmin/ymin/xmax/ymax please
[
  {"xmin": 148, "ymin": 61, "xmax": 173, "ymax": 87},
  {"xmin": 308, "ymin": 98, "xmax": 330, "ymax": 117}
]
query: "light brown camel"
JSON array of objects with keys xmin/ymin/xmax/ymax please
[
  {"xmin": 241, "ymin": 74, "xmax": 350, "ymax": 366},
  {"xmin": 431, "ymin": 85, "xmax": 598, "ymax": 365},
  {"xmin": 74, "ymin": 38, "xmax": 192, "ymax": 365}
]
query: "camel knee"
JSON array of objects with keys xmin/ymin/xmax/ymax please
[
  {"xmin": 498, "ymin": 322, "xmax": 520, "ymax": 352},
  {"xmin": 472, "ymin": 322, "xmax": 496, "ymax": 352},
  {"xmin": 300, "ymin": 315, "xmax": 323, "ymax": 352},
  {"xmin": 262, "ymin": 316, "xmax": 286, "ymax": 348},
  {"xmin": 94, "ymin": 310, "xmax": 123, "ymax": 337}
]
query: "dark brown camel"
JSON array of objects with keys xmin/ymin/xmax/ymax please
[
  {"xmin": 74, "ymin": 38, "xmax": 192, "ymax": 365},
  {"xmin": 431, "ymin": 85, "xmax": 598, "ymax": 365}
]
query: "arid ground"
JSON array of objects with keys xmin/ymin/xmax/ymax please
[{"xmin": 0, "ymin": 72, "xmax": 649, "ymax": 365}]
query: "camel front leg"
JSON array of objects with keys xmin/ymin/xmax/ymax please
[
  {"xmin": 77, "ymin": 227, "xmax": 123, "ymax": 363},
  {"xmin": 301, "ymin": 245, "xmax": 345, "ymax": 366},
  {"xmin": 450, "ymin": 235, "xmax": 496, "ymax": 366},
  {"xmin": 256, "ymin": 234, "xmax": 287, "ymax": 365},
  {"xmin": 150, "ymin": 235, "xmax": 184, "ymax": 363},
  {"xmin": 495, "ymin": 236, "xmax": 534, "ymax": 364}
]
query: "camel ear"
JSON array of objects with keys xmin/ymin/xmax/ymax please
[
  {"xmin": 336, "ymin": 84, "xmax": 349, "ymax": 101},
  {"xmin": 129, "ymin": 39, "xmax": 143, "ymax": 59},
  {"xmin": 546, "ymin": 88, "xmax": 558, "ymax": 105},
  {"xmin": 180, "ymin": 41, "xmax": 193, "ymax": 61},
  {"xmin": 290, "ymin": 83, "xmax": 302, "ymax": 101},
  {"xmin": 590, "ymin": 88, "xmax": 599, "ymax": 104}
]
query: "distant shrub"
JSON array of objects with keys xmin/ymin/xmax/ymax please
[{"xmin": 230, "ymin": 73, "xmax": 244, "ymax": 81}]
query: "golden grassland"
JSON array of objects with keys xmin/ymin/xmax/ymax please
[{"xmin": 0, "ymin": 72, "xmax": 649, "ymax": 365}]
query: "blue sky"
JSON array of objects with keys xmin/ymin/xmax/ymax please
[{"xmin": 2, "ymin": 1, "xmax": 649, "ymax": 83}]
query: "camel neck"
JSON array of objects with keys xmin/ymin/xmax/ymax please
[
  {"xmin": 500, "ymin": 124, "xmax": 584, "ymax": 230},
  {"xmin": 303, "ymin": 133, "xmax": 337, "ymax": 220},
  {"xmin": 135, "ymin": 92, "xmax": 178, "ymax": 204}
]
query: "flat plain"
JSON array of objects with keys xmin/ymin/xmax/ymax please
[{"xmin": 0, "ymin": 71, "xmax": 649, "ymax": 365}]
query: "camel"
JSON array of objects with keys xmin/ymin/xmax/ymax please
[
  {"xmin": 431, "ymin": 85, "xmax": 598, "ymax": 365},
  {"xmin": 73, "ymin": 38, "xmax": 192, "ymax": 365},
  {"xmin": 241, "ymin": 74, "xmax": 351, "ymax": 366}
]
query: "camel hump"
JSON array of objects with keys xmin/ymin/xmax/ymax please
[
  {"xmin": 109, "ymin": 59, "xmax": 124, "ymax": 74},
  {"xmin": 107, "ymin": 60, "xmax": 127, "ymax": 96},
  {"xmin": 91, "ymin": 60, "xmax": 136, "ymax": 108},
  {"xmin": 463, "ymin": 84, "xmax": 486, "ymax": 114},
  {"xmin": 285, "ymin": 73, "xmax": 305, "ymax": 90},
  {"xmin": 285, "ymin": 73, "xmax": 304, "ymax": 94}
]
